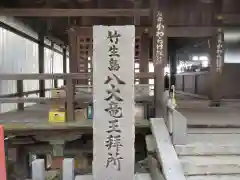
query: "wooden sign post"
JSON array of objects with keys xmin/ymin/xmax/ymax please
[
  {"xmin": 0, "ymin": 126, "xmax": 6, "ymax": 180},
  {"xmin": 93, "ymin": 26, "xmax": 135, "ymax": 180}
]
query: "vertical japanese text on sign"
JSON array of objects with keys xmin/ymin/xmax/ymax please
[
  {"xmin": 93, "ymin": 25, "xmax": 135, "ymax": 180},
  {"xmin": 216, "ymin": 29, "xmax": 224, "ymax": 73},
  {"xmin": 105, "ymin": 30, "xmax": 125, "ymax": 171},
  {"xmin": 155, "ymin": 11, "xmax": 165, "ymax": 65},
  {"xmin": 107, "ymin": 30, "xmax": 121, "ymax": 71}
]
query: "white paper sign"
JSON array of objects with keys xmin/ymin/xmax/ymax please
[{"xmin": 93, "ymin": 26, "xmax": 135, "ymax": 180}]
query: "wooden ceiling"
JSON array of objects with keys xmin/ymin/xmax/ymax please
[{"xmin": 0, "ymin": 0, "xmax": 239, "ymax": 51}]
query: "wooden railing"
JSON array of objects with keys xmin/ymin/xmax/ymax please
[
  {"xmin": 0, "ymin": 88, "xmax": 52, "ymax": 98},
  {"xmin": 166, "ymin": 107, "xmax": 187, "ymax": 145},
  {"xmin": 0, "ymin": 73, "xmax": 85, "ymax": 121},
  {"xmin": 145, "ymin": 135, "xmax": 166, "ymax": 180},
  {"xmin": 176, "ymin": 71, "xmax": 210, "ymax": 96},
  {"xmin": 0, "ymin": 72, "xmax": 155, "ymax": 122},
  {"xmin": 150, "ymin": 118, "xmax": 186, "ymax": 180}
]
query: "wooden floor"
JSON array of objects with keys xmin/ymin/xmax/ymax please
[
  {"xmin": 0, "ymin": 104, "xmax": 150, "ymax": 132},
  {"xmin": 177, "ymin": 99, "xmax": 240, "ymax": 127},
  {"xmin": 1, "ymin": 93, "xmax": 240, "ymax": 132}
]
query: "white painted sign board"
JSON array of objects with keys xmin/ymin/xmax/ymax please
[{"xmin": 93, "ymin": 25, "xmax": 135, "ymax": 180}]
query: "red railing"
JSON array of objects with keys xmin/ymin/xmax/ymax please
[{"xmin": 0, "ymin": 125, "xmax": 6, "ymax": 180}]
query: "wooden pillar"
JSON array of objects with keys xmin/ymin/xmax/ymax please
[
  {"xmin": 53, "ymin": 80, "xmax": 58, "ymax": 88},
  {"xmin": 68, "ymin": 30, "xmax": 78, "ymax": 74},
  {"xmin": 66, "ymin": 76, "xmax": 75, "ymax": 121},
  {"xmin": 51, "ymin": 42, "xmax": 58, "ymax": 88},
  {"xmin": 16, "ymin": 146, "xmax": 30, "ymax": 178},
  {"xmin": 68, "ymin": 29, "xmax": 78, "ymax": 88},
  {"xmin": 38, "ymin": 33, "xmax": 45, "ymax": 97},
  {"xmin": 209, "ymin": 29, "xmax": 224, "ymax": 106},
  {"xmin": 80, "ymin": 1, "xmax": 93, "ymax": 85},
  {"xmin": 140, "ymin": 32, "xmax": 149, "ymax": 84},
  {"xmin": 81, "ymin": 0, "xmax": 92, "ymax": 26},
  {"xmin": 152, "ymin": 0, "xmax": 167, "ymax": 117},
  {"xmin": 134, "ymin": 0, "xmax": 141, "ymax": 25},
  {"xmin": 17, "ymin": 80, "xmax": 24, "ymax": 110},
  {"xmin": 209, "ymin": 0, "xmax": 223, "ymax": 107},
  {"xmin": 170, "ymin": 52, "xmax": 177, "ymax": 86},
  {"xmin": 67, "ymin": 30, "xmax": 77, "ymax": 121},
  {"xmin": 63, "ymin": 47, "xmax": 67, "ymax": 85}
]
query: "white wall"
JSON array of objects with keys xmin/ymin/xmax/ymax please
[
  {"xmin": 0, "ymin": 17, "xmax": 66, "ymax": 112},
  {"xmin": 0, "ymin": 27, "xmax": 39, "ymax": 112},
  {"xmin": 44, "ymin": 45, "xmax": 64, "ymax": 97}
]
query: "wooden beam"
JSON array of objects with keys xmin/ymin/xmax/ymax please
[
  {"xmin": 45, "ymin": 35, "xmax": 65, "ymax": 47},
  {"xmin": 0, "ymin": 72, "xmax": 154, "ymax": 80},
  {"xmin": 70, "ymin": 26, "xmax": 214, "ymax": 38},
  {"xmin": 219, "ymin": 13, "xmax": 240, "ymax": 24},
  {"xmin": 0, "ymin": 97, "xmax": 65, "ymax": 104},
  {"xmin": 0, "ymin": 96, "xmax": 93, "ymax": 104},
  {"xmin": 167, "ymin": 26, "xmax": 213, "ymax": 37},
  {"xmin": 25, "ymin": 144, "xmax": 92, "ymax": 154},
  {"xmin": 0, "ymin": 8, "xmax": 150, "ymax": 17},
  {"xmin": 0, "ymin": 73, "xmax": 88, "ymax": 80},
  {"xmin": 0, "ymin": 22, "xmax": 64, "ymax": 55},
  {"xmin": 0, "ymin": 89, "xmax": 52, "ymax": 98},
  {"xmin": 71, "ymin": 26, "xmax": 149, "ymax": 37}
]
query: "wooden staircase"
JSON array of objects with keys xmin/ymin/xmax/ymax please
[
  {"xmin": 175, "ymin": 137, "xmax": 240, "ymax": 180},
  {"xmin": 150, "ymin": 118, "xmax": 240, "ymax": 180}
]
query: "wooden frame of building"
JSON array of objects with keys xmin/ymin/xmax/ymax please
[
  {"xmin": 0, "ymin": 0, "xmax": 232, "ymax": 178},
  {"xmin": 0, "ymin": 0, "xmax": 227, "ymax": 128}
]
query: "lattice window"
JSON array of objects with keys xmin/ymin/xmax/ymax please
[
  {"xmin": 135, "ymin": 38, "xmax": 141, "ymax": 84},
  {"xmin": 135, "ymin": 38, "xmax": 140, "ymax": 61},
  {"xmin": 78, "ymin": 36, "xmax": 93, "ymax": 85},
  {"xmin": 76, "ymin": 37, "xmax": 142, "ymax": 85},
  {"xmin": 135, "ymin": 79, "xmax": 140, "ymax": 85},
  {"xmin": 149, "ymin": 62, "xmax": 155, "ymax": 95},
  {"xmin": 88, "ymin": 60, "xmax": 92, "ymax": 85},
  {"xmin": 135, "ymin": 62, "xmax": 140, "ymax": 73}
]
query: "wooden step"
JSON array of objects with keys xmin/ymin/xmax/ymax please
[
  {"xmin": 187, "ymin": 134, "xmax": 240, "ymax": 144},
  {"xmin": 175, "ymin": 144, "xmax": 240, "ymax": 156},
  {"xmin": 180, "ymin": 156, "xmax": 240, "ymax": 175},
  {"xmin": 188, "ymin": 128, "xmax": 240, "ymax": 134},
  {"xmin": 186, "ymin": 174, "xmax": 240, "ymax": 180}
]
